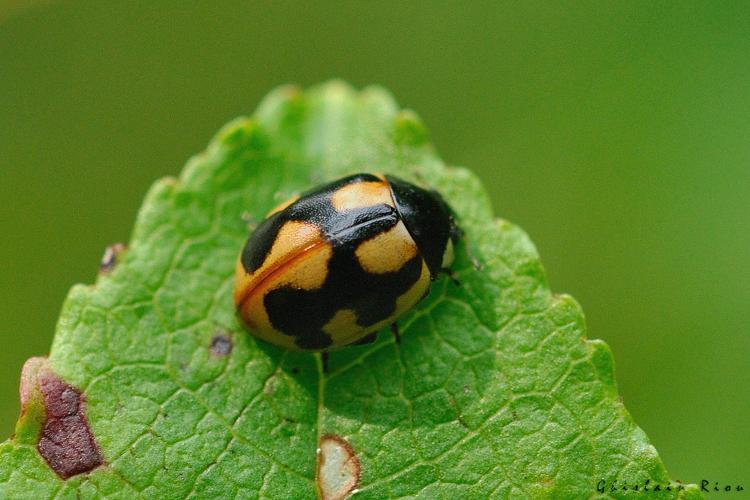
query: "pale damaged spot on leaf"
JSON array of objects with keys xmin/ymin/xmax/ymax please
[
  {"xmin": 99, "ymin": 243, "xmax": 126, "ymax": 274},
  {"xmin": 316, "ymin": 435, "xmax": 360, "ymax": 500},
  {"xmin": 19, "ymin": 358, "xmax": 104, "ymax": 479},
  {"xmin": 19, "ymin": 357, "xmax": 47, "ymax": 412},
  {"xmin": 210, "ymin": 332, "xmax": 233, "ymax": 357}
]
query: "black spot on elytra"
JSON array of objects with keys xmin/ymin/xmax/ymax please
[
  {"xmin": 241, "ymin": 173, "xmax": 381, "ymax": 274},
  {"xmin": 264, "ymin": 242, "xmax": 421, "ymax": 350}
]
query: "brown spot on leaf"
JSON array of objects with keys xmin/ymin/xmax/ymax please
[
  {"xmin": 36, "ymin": 368, "xmax": 103, "ymax": 479},
  {"xmin": 99, "ymin": 243, "xmax": 126, "ymax": 274},
  {"xmin": 316, "ymin": 434, "xmax": 360, "ymax": 500},
  {"xmin": 210, "ymin": 332, "xmax": 233, "ymax": 357}
]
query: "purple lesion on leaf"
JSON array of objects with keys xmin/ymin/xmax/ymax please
[{"xmin": 19, "ymin": 357, "xmax": 104, "ymax": 479}]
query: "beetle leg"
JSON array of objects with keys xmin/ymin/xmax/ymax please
[
  {"xmin": 449, "ymin": 218, "xmax": 464, "ymax": 241},
  {"xmin": 321, "ymin": 352, "xmax": 329, "ymax": 374},
  {"xmin": 351, "ymin": 332, "xmax": 378, "ymax": 346},
  {"xmin": 390, "ymin": 323, "xmax": 401, "ymax": 344},
  {"xmin": 442, "ymin": 268, "xmax": 461, "ymax": 287}
]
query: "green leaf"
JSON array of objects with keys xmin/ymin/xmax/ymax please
[{"xmin": 0, "ymin": 82, "xmax": 702, "ymax": 499}]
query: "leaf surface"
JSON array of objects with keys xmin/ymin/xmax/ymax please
[{"xmin": 0, "ymin": 82, "xmax": 701, "ymax": 499}]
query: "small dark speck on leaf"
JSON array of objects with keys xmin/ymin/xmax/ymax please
[
  {"xmin": 210, "ymin": 332, "xmax": 233, "ymax": 357},
  {"xmin": 99, "ymin": 243, "xmax": 126, "ymax": 274},
  {"xmin": 291, "ymin": 367, "xmax": 300, "ymax": 375}
]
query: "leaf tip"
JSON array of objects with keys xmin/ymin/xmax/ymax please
[
  {"xmin": 587, "ymin": 338, "xmax": 617, "ymax": 391},
  {"xmin": 215, "ymin": 117, "xmax": 266, "ymax": 151},
  {"xmin": 14, "ymin": 357, "xmax": 47, "ymax": 444},
  {"xmin": 318, "ymin": 79, "xmax": 357, "ymax": 100},
  {"xmin": 394, "ymin": 110, "xmax": 430, "ymax": 146}
]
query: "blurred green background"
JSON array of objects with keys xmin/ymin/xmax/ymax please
[{"xmin": 1, "ymin": 0, "xmax": 748, "ymax": 486}]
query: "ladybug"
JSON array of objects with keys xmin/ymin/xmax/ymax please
[{"xmin": 233, "ymin": 173, "xmax": 460, "ymax": 352}]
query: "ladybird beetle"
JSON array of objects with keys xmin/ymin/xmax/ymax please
[{"xmin": 233, "ymin": 173, "xmax": 459, "ymax": 351}]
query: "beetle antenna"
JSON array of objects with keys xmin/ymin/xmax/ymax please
[
  {"xmin": 241, "ymin": 212, "xmax": 258, "ymax": 231},
  {"xmin": 321, "ymin": 352, "xmax": 329, "ymax": 374},
  {"xmin": 390, "ymin": 323, "xmax": 401, "ymax": 344},
  {"xmin": 456, "ymin": 229, "xmax": 482, "ymax": 271}
]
